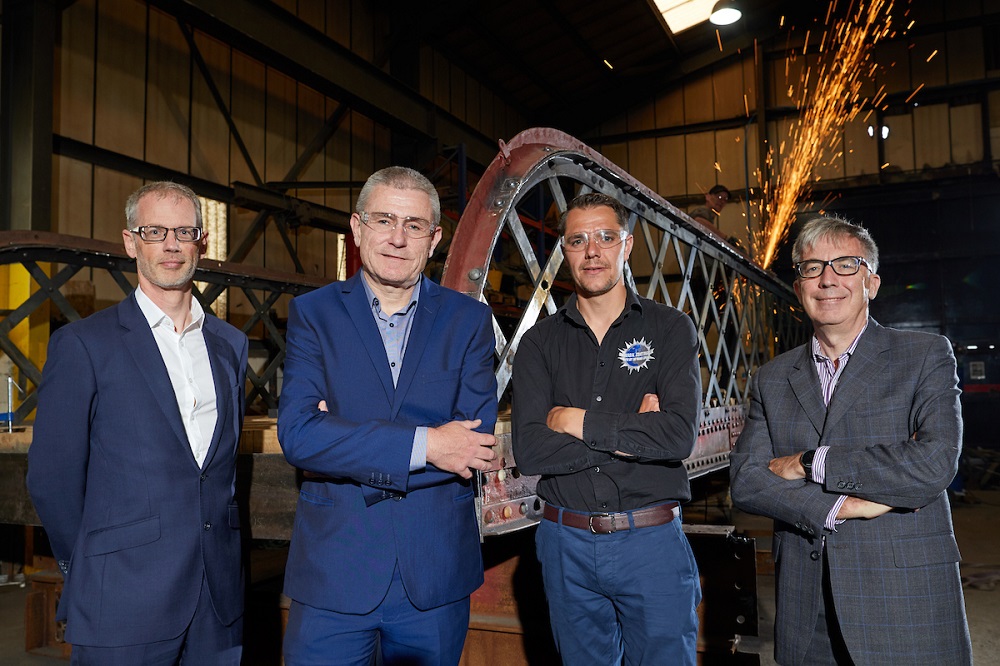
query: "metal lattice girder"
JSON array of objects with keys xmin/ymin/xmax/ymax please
[
  {"xmin": 440, "ymin": 128, "xmax": 809, "ymax": 536},
  {"xmin": 0, "ymin": 230, "xmax": 327, "ymax": 422}
]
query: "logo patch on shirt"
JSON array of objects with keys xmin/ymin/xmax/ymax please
[{"xmin": 618, "ymin": 337, "xmax": 655, "ymax": 374}]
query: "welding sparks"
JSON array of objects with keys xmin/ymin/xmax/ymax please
[{"xmin": 755, "ymin": 0, "xmax": 902, "ymax": 268}]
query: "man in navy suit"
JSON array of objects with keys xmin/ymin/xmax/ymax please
[
  {"xmin": 730, "ymin": 216, "xmax": 972, "ymax": 665},
  {"xmin": 278, "ymin": 166, "xmax": 498, "ymax": 665},
  {"xmin": 28, "ymin": 181, "xmax": 249, "ymax": 664}
]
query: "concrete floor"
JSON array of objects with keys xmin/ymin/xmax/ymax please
[{"xmin": 1, "ymin": 490, "xmax": 998, "ymax": 664}]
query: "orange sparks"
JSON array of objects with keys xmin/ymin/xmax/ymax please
[
  {"xmin": 904, "ymin": 82, "xmax": 924, "ymax": 104},
  {"xmin": 755, "ymin": 0, "xmax": 897, "ymax": 269}
]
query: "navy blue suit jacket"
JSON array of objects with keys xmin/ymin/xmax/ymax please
[
  {"xmin": 27, "ymin": 292, "xmax": 248, "ymax": 647},
  {"xmin": 277, "ymin": 273, "xmax": 497, "ymax": 614}
]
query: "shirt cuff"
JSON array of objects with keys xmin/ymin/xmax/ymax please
[
  {"xmin": 581, "ymin": 410, "xmax": 617, "ymax": 452},
  {"xmin": 812, "ymin": 445, "xmax": 831, "ymax": 483},
  {"xmin": 410, "ymin": 427, "xmax": 428, "ymax": 472},
  {"xmin": 825, "ymin": 495, "xmax": 848, "ymax": 531}
]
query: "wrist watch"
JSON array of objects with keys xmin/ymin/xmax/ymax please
[{"xmin": 800, "ymin": 449, "xmax": 815, "ymax": 481}]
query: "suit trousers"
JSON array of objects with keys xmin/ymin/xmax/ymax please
[
  {"xmin": 536, "ymin": 507, "xmax": 701, "ymax": 666},
  {"xmin": 70, "ymin": 573, "xmax": 242, "ymax": 665},
  {"xmin": 283, "ymin": 564, "xmax": 471, "ymax": 666}
]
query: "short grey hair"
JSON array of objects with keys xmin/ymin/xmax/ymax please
[
  {"xmin": 356, "ymin": 166, "xmax": 441, "ymax": 226},
  {"xmin": 125, "ymin": 181, "xmax": 203, "ymax": 230},
  {"xmin": 558, "ymin": 192, "xmax": 630, "ymax": 235},
  {"xmin": 792, "ymin": 216, "xmax": 879, "ymax": 274}
]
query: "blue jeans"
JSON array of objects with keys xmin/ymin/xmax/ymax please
[{"xmin": 536, "ymin": 506, "xmax": 702, "ymax": 666}]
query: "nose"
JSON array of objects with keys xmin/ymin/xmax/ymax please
[
  {"xmin": 387, "ymin": 221, "xmax": 408, "ymax": 246},
  {"xmin": 162, "ymin": 229, "xmax": 182, "ymax": 251},
  {"xmin": 584, "ymin": 236, "xmax": 601, "ymax": 258},
  {"xmin": 817, "ymin": 263, "xmax": 839, "ymax": 284}
]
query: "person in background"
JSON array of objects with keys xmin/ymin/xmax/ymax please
[{"xmin": 688, "ymin": 184, "xmax": 730, "ymax": 228}]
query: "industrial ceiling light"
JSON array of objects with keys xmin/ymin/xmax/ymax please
[{"xmin": 709, "ymin": 0, "xmax": 742, "ymax": 26}]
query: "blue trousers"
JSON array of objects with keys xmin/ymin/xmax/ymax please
[
  {"xmin": 283, "ymin": 564, "xmax": 470, "ymax": 666},
  {"xmin": 70, "ymin": 574, "xmax": 242, "ymax": 665},
  {"xmin": 536, "ymin": 507, "xmax": 702, "ymax": 666}
]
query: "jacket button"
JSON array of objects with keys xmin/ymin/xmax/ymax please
[
  {"xmin": 203, "ymin": 522, "xmax": 212, "ymax": 531},
  {"xmin": 810, "ymin": 551, "xmax": 820, "ymax": 561},
  {"xmin": 200, "ymin": 474, "xmax": 207, "ymax": 482},
  {"xmin": 837, "ymin": 481, "xmax": 846, "ymax": 489}
]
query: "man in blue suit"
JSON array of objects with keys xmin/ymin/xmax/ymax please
[
  {"xmin": 278, "ymin": 166, "xmax": 498, "ymax": 665},
  {"xmin": 730, "ymin": 216, "xmax": 972, "ymax": 665},
  {"xmin": 28, "ymin": 181, "xmax": 249, "ymax": 664}
]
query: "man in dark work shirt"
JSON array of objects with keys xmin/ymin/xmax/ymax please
[{"xmin": 511, "ymin": 192, "xmax": 703, "ymax": 665}]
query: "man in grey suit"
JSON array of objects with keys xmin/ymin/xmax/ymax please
[{"xmin": 730, "ymin": 216, "xmax": 972, "ymax": 666}]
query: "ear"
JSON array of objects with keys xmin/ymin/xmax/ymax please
[
  {"xmin": 123, "ymin": 229, "xmax": 138, "ymax": 259},
  {"xmin": 623, "ymin": 233, "xmax": 634, "ymax": 262},
  {"xmin": 198, "ymin": 231, "xmax": 209, "ymax": 257},
  {"xmin": 350, "ymin": 213, "xmax": 363, "ymax": 248},
  {"xmin": 427, "ymin": 224, "xmax": 443, "ymax": 258},
  {"xmin": 866, "ymin": 272, "xmax": 881, "ymax": 301}
]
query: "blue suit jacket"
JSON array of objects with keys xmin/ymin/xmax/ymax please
[
  {"xmin": 277, "ymin": 273, "xmax": 497, "ymax": 614},
  {"xmin": 27, "ymin": 292, "xmax": 248, "ymax": 647},
  {"xmin": 730, "ymin": 319, "xmax": 972, "ymax": 665}
]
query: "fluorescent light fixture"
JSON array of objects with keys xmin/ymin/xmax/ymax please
[
  {"xmin": 654, "ymin": 0, "xmax": 716, "ymax": 34},
  {"xmin": 709, "ymin": 0, "xmax": 743, "ymax": 26}
]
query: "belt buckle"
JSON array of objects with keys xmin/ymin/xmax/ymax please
[{"xmin": 589, "ymin": 513, "xmax": 614, "ymax": 534}]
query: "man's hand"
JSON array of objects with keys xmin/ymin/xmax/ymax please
[
  {"xmin": 836, "ymin": 496, "xmax": 893, "ymax": 520},
  {"xmin": 546, "ymin": 406, "xmax": 585, "ymax": 440},
  {"xmin": 769, "ymin": 453, "xmax": 806, "ymax": 480},
  {"xmin": 426, "ymin": 419, "xmax": 497, "ymax": 480},
  {"xmin": 300, "ymin": 400, "xmax": 332, "ymax": 479},
  {"xmin": 638, "ymin": 393, "xmax": 659, "ymax": 413}
]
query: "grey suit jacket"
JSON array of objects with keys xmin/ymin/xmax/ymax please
[{"xmin": 730, "ymin": 319, "xmax": 972, "ymax": 666}]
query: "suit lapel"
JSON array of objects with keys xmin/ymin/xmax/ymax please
[
  {"xmin": 200, "ymin": 319, "xmax": 233, "ymax": 469},
  {"xmin": 788, "ymin": 344, "xmax": 826, "ymax": 436},
  {"xmin": 343, "ymin": 273, "xmax": 395, "ymax": 404},
  {"xmin": 119, "ymin": 293, "xmax": 190, "ymax": 448},
  {"xmin": 823, "ymin": 320, "xmax": 887, "ymax": 434},
  {"xmin": 391, "ymin": 279, "xmax": 440, "ymax": 419}
]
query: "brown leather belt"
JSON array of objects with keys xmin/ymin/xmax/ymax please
[{"xmin": 542, "ymin": 502, "xmax": 680, "ymax": 534}]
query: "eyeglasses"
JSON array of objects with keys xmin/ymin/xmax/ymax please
[
  {"xmin": 129, "ymin": 226, "xmax": 203, "ymax": 243},
  {"xmin": 562, "ymin": 229, "xmax": 628, "ymax": 253},
  {"xmin": 794, "ymin": 256, "xmax": 873, "ymax": 279},
  {"xmin": 360, "ymin": 211, "xmax": 436, "ymax": 239}
]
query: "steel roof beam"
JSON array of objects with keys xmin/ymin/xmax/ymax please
[{"xmin": 146, "ymin": 0, "xmax": 499, "ymax": 168}]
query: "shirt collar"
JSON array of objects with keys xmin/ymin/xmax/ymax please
[
  {"xmin": 561, "ymin": 287, "xmax": 642, "ymax": 328},
  {"xmin": 361, "ymin": 275, "xmax": 421, "ymax": 317},
  {"xmin": 812, "ymin": 320, "xmax": 868, "ymax": 362},
  {"xmin": 134, "ymin": 285, "xmax": 204, "ymax": 332}
]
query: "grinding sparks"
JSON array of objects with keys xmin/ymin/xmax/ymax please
[{"xmin": 754, "ymin": 0, "xmax": 903, "ymax": 268}]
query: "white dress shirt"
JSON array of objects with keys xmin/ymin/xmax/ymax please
[{"xmin": 135, "ymin": 287, "xmax": 218, "ymax": 468}]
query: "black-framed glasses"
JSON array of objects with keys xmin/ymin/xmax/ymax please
[
  {"xmin": 562, "ymin": 228, "xmax": 628, "ymax": 253},
  {"xmin": 360, "ymin": 211, "xmax": 436, "ymax": 239},
  {"xmin": 129, "ymin": 226, "xmax": 203, "ymax": 243},
  {"xmin": 794, "ymin": 256, "xmax": 873, "ymax": 279}
]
